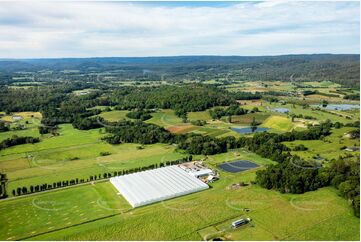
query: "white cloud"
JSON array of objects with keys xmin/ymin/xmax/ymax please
[{"xmin": 0, "ymin": 1, "xmax": 359, "ymax": 58}]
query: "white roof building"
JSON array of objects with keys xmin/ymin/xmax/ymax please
[
  {"xmin": 187, "ymin": 168, "xmax": 213, "ymax": 178},
  {"xmin": 110, "ymin": 165, "xmax": 209, "ymax": 208}
]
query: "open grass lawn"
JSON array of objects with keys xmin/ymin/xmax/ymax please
[
  {"xmin": 0, "ymin": 107, "xmax": 359, "ymax": 241},
  {"xmin": 261, "ymin": 115, "xmax": 294, "ymax": 132},
  {"xmin": 1, "ymin": 167, "xmax": 357, "ymax": 241},
  {"xmin": 0, "ymin": 182, "xmax": 131, "ymax": 241},
  {"xmin": 146, "ymin": 109, "xmax": 183, "ymax": 127},
  {"xmin": 0, "ymin": 112, "xmax": 42, "ymax": 142},
  {"xmin": 223, "ymin": 112, "xmax": 271, "ymax": 126},
  {"xmin": 0, "ymin": 124, "xmax": 185, "ymax": 194},
  {"xmin": 266, "ymin": 103, "xmax": 358, "ymax": 123},
  {"xmin": 190, "ymin": 125, "xmax": 234, "ymax": 138},
  {"xmin": 225, "ymin": 81, "xmax": 295, "ymax": 93},
  {"xmin": 283, "ymin": 127, "xmax": 360, "ymax": 161},
  {"xmin": 146, "ymin": 109, "xmax": 237, "ymax": 137},
  {"xmin": 0, "ymin": 112, "xmax": 42, "ymax": 123},
  {"xmin": 0, "ymin": 124, "xmax": 103, "ymax": 156},
  {"xmin": 98, "ymin": 110, "xmax": 130, "ymax": 122},
  {"xmin": 0, "ymin": 128, "xmax": 41, "ymax": 143},
  {"xmin": 188, "ymin": 111, "xmax": 212, "ymax": 121}
]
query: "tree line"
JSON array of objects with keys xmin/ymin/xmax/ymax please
[
  {"xmin": 101, "ymin": 119, "xmax": 335, "ymax": 156},
  {"xmin": 0, "ymin": 135, "xmax": 40, "ymax": 151},
  {"xmin": 209, "ymin": 104, "xmax": 248, "ymax": 120},
  {"xmin": 10, "ymin": 156, "xmax": 192, "ymax": 197}
]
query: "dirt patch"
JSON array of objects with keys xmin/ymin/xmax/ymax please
[
  {"xmin": 166, "ymin": 125, "xmax": 196, "ymax": 134},
  {"xmin": 236, "ymin": 99, "xmax": 263, "ymax": 106}
]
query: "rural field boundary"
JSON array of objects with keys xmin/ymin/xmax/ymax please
[{"xmin": 0, "ymin": 179, "xmax": 109, "ymax": 202}]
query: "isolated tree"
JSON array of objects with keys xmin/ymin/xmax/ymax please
[
  {"xmin": 321, "ymin": 100, "xmax": 328, "ymax": 107},
  {"xmin": 291, "ymin": 114, "xmax": 296, "ymax": 122},
  {"xmin": 250, "ymin": 117, "xmax": 257, "ymax": 132}
]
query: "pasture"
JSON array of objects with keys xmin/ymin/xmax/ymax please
[
  {"xmin": 283, "ymin": 127, "xmax": 360, "ymax": 161},
  {"xmin": 0, "ymin": 112, "xmax": 42, "ymax": 142},
  {"xmin": 1, "ymin": 160, "xmax": 358, "ymax": 241},
  {"xmin": 0, "ymin": 124, "xmax": 184, "ymax": 194},
  {"xmin": 0, "ymin": 80, "xmax": 359, "ymax": 241},
  {"xmin": 266, "ymin": 102, "xmax": 357, "ymax": 123},
  {"xmin": 261, "ymin": 115, "xmax": 295, "ymax": 132},
  {"xmin": 98, "ymin": 110, "xmax": 130, "ymax": 122}
]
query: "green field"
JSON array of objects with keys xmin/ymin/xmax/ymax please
[
  {"xmin": 283, "ymin": 127, "xmax": 360, "ymax": 161},
  {"xmin": 146, "ymin": 109, "xmax": 184, "ymax": 127},
  {"xmin": 98, "ymin": 110, "xmax": 130, "ymax": 122},
  {"xmin": 0, "ymin": 80, "xmax": 359, "ymax": 241},
  {"xmin": 261, "ymin": 115, "xmax": 295, "ymax": 132},
  {"xmin": 0, "ymin": 163, "xmax": 358, "ymax": 241},
  {"xmin": 0, "ymin": 124, "xmax": 185, "ymax": 194},
  {"xmin": 0, "ymin": 112, "xmax": 42, "ymax": 142}
]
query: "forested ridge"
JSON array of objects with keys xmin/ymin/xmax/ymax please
[
  {"xmin": 111, "ymin": 84, "xmax": 236, "ymax": 112},
  {"xmin": 0, "ymin": 54, "xmax": 359, "ymax": 87}
]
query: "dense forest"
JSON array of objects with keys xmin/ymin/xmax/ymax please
[
  {"xmin": 111, "ymin": 84, "xmax": 236, "ymax": 112},
  {"xmin": 256, "ymin": 157, "xmax": 360, "ymax": 217}
]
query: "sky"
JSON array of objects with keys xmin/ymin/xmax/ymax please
[{"xmin": 0, "ymin": 0, "xmax": 359, "ymax": 58}]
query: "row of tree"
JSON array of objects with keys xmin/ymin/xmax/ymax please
[
  {"xmin": 0, "ymin": 121, "xmax": 10, "ymax": 132},
  {"xmin": 0, "ymin": 135, "xmax": 40, "ymax": 150},
  {"xmin": 209, "ymin": 105, "xmax": 248, "ymax": 120},
  {"xmin": 11, "ymin": 156, "xmax": 192, "ymax": 197},
  {"xmin": 126, "ymin": 109, "xmax": 152, "ymax": 121}
]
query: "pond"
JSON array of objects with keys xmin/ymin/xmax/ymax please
[
  {"xmin": 231, "ymin": 127, "xmax": 269, "ymax": 134},
  {"xmin": 313, "ymin": 104, "xmax": 359, "ymax": 111},
  {"xmin": 272, "ymin": 108, "xmax": 289, "ymax": 113},
  {"xmin": 218, "ymin": 160, "xmax": 259, "ymax": 173}
]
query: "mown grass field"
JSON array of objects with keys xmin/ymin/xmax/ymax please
[
  {"xmin": 266, "ymin": 103, "xmax": 357, "ymax": 123},
  {"xmin": 0, "ymin": 112, "xmax": 42, "ymax": 142},
  {"xmin": 225, "ymin": 81, "xmax": 295, "ymax": 93},
  {"xmin": 283, "ymin": 127, "xmax": 360, "ymax": 161},
  {"xmin": 0, "ymin": 124, "xmax": 185, "ymax": 194},
  {"xmin": 1, "ymin": 132, "xmax": 359, "ymax": 241},
  {"xmin": 1, "ymin": 158, "xmax": 358, "ymax": 241},
  {"xmin": 261, "ymin": 115, "xmax": 294, "ymax": 132},
  {"xmin": 98, "ymin": 110, "xmax": 130, "ymax": 121},
  {"xmin": 0, "ymin": 83, "xmax": 359, "ymax": 241},
  {"xmin": 0, "ymin": 182, "xmax": 131, "ymax": 241}
]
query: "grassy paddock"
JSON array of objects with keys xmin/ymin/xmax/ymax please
[
  {"xmin": 12, "ymin": 177, "xmax": 358, "ymax": 241},
  {"xmin": 98, "ymin": 110, "xmax": 130, "ymax": 122},
  {"xmin": 261, "ymin": 115, "xmax": 294, "ymax": 132},
  {"xmin": 283, "ymin": 127, "xmax": 360, "ymax": 161}
]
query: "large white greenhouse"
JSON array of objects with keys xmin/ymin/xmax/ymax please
[{"xmin": 110, "ymin": 165, "xmax": 209, "ymax": 208}]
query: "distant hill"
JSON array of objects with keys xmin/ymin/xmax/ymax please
[{"xmin": 0, "ymin": 54, "xmax": 359, "ymax": 87}]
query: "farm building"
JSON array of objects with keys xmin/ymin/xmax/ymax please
[
  {"xmin": 178, "ymin": 161, "xmax": 215, "ymax": 178},
  {"xmin": 110, "ymin": 165, "xmax": 209, "ymax": 208}
]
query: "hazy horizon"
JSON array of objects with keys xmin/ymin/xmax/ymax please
[
  {"xmin": 0, "ymin": 53, "xmax": 359, "ymax": 61},
  {"xmin": 0, "ymin": 0, "xmax": 359, "ymax": 58}
]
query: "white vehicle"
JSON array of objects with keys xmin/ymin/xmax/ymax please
[{"xmin": 231, "ymin": 218, "xmax": 251, "ymax": 228}]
